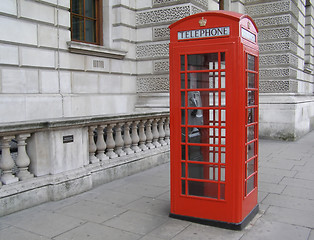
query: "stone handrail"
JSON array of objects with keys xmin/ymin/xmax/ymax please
[{"xmin": 0, "ymin": 111, "xmax": 170, "ymax": 215}]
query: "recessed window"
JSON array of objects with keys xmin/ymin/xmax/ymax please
[{"xmin": 70, "ymin": 0, "xmax": 101, "ymax": 44}]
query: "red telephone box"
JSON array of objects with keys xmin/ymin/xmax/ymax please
[{"xmin": 169, "ymin": 11, "xmax": 259, "ymax": 230}]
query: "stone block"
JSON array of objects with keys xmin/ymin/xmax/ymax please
[
  {"xmin": 58, "ymin": 29, "xmax": 71, "ymax": 50},
  {"xmin": 25, "ymin": 95, "xmax": 63, "ymax": 120},
  {"xmin": 121, "ymin": 75, "xmax": 137, "ymax": 93},
  {"xmin": 0, "ymin": 95, "xmax": 26, "ymax": 123},
  {"xmin": 0, "ymin": 16, "xmax": 37, "ymax": 45},
  {"xmin": 19, "ymin": 0, "xmax": 55, "ymax": 24},
  {"xmin": 136, "ymin": 42, "xmax": 169, "ymax": 59},
  {"xmin": 39, "ymin": 70, "xmax": 59, "ymax": 93},
  {"xmin": 38, "ymin": 25, "xmax": 58, "ymax": 48},
  {"xmin": 37, "ymin": 0, "xmax": 58, "ymax": 6},
  {"xmin": 153, "ymin": 26, "xmax": 169, "ymax": 40},
  {"xmin": 57, "ymin": 8, "xmax": 70, "ymax": 28},
  {"xmin": 137, "ymin": 61, "xmax": 153, "ymax": 74},
  {"xmin": 136, "ymin": 0, "xmax": 152, "ymax": 10},
  {"xmin": 0, "ymin": 0, "xmax": 17, "ymax": 16},
  {"xmin": 1, "ymin": 68, "xmax": 39, "ymax": 94},
  {"xmin": 98, "ymin": 74, "xmax": 122, "ymax": 93},
  {"xmin": 59, "ymin": 52, "xmax": 85, "ymax": 70},
  {"xmin": 58, "ymin": 0, "xmax": 70, "ymax": 9},
  {"xmin": 72, "ymin": 72, "xmax": 98, "ymax": 93},
  {"xmin": 113, "ymin": 25, "xmax": 136, "ymax": 42},
  {"xmin": 137, "ymin": 27, "xmax": 153, "ymax": 42},
  {"xmin": 0, "ymin": 43, "xmax": 19, "ymax": 65},
  {"xmin": 20, "ymin": 47, "xmax": 55, "ymax": 68},
  {"xmin": 59, "ymin": 71, "xmax": 71, "ymax": 93},
  {"xmin": 113, "ymin": 7, "xmax": 136, "ymax": 26}
]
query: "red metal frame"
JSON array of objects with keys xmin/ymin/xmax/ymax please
[{"xmin": 169, "ymin": 11, "xmax": 259, "ymax": 229}]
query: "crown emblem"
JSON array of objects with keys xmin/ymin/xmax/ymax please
[{"xmin": 199, "ymin": 17, "xmax": 207, "ymax": 27}]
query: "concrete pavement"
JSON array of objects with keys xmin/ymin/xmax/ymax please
[{"xmin": 0, "ymin": 131, "xmax": 314, "ymax": 240}]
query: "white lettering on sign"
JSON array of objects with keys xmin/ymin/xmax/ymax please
[
  {"xmin": 241, "ymin": 28, "xmax": 256, "ymax": 42},
  {"xmin": 178, "ymin": 26, "xmax": 230, "ymax": 40}
]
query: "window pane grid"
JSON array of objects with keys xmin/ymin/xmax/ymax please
[
  {"xmin": 180, "ymin": 52, "xmax": 227, "ymax": 200},
  {"xmin": 71, "ymin": 0, "xmax": 99, "ymax": 44}
]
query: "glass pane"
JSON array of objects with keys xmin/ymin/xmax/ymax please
[
  {"xmin": 188, "ymin": 181, "xmax": 218, "ymax": 199},
  {"xmin": 181, "ymin": 163, "xmax": 186, "ymax": 177},
  {"xmin": 246, "ymin": 175, "xmax": 255, "ymax": 195},
  {"xmin": 85, "ymin": 0, "xmax": 95, "ymax": 18},
  {"xmin": 247, "ymin": 108, "xmax": 256, "ymax": 124},
  {"xmin": 181, "ymin": 127, "xmax": 186, "ymax": 142},
  {"xmin": 181, "ymin": 73, "xmax": 185, "ymax": 89},
  {"xmin": 180, "ymin": 55, "xmax": 185, "ymax": 71},
  {"xmin": 248, "ymin": 91, "xmax": 255, "ymax": 106},
  {"xmin": 247, "ymin": 142, "xmax": 255, "ymax": 159},
  {"xmin": 181, "ymin": 91, "xmax": 185, "ymax": 107},
  {"xmin": 187, "ymin": 145, "xmax": 209, "ymax": 162},
  {"xmin": 247, "ymin": 54, "xmax": 255, "ymax": 71},
  {"xmin": 221, "ymin": 167, "xmax": 225, "ymax": 181},
  {"xmin": 182, "ymin": 180, "xmax": 186, "ymax": 194},
  {"xmin": 220, "ymin": 151, "xmax": 225, "ymax": 164},
  {"xmin": 181, "ymin": 145, "xmax": 186, "ymax": 160},
  {"xmin": 220, "ymin": 183, "xmax": 225, "ymax": 199},
  {"xmin": 247, "ymin": 158, "xmax": 255, "ymax": 177},
  {"xmin": 247, "ymin": 125, "xmax": 255, "ymax": 142},
  {"xmin": 85, "ymin": 19, "xmax": 96, "ymax": 43},
  {"xmin": 221, "ymin": 71, "xmax": 225, "ymax": 88},
  {"xmin": 220, "ymin": 52, "xmax": 225, "ymax": 69},
  {"xmin": 221, "ymin": 109, "xmax": 226, "ymax": 126},
  {"xmin": 181, "ymin": 109, "xmax": 185, "ymax": 125},
  {"xmin": 248, "ymin": 72, "xmax": 255, "ymax": 88},
  {"xmin": 221, "ymin": 91, "xmax": 226, "ymax": 106},
  {"xmin": 188, "ymin": 53, "xmax": 218, "ymax": 70},
  {"xmin": 188, "ymin": 72, "xmax": 218, "ymax": 89},
  {"xmin": 72, "ymin": 16, "xmax": 84, "ymax": 41},
  {"xmin": 72, "ymin": 0, "xmax": 83, "ymax": 14},
  {"xmin": 188, "ymin": 163, "xmax": 218, "ymax": 180}
]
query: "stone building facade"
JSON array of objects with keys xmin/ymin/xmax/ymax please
[{"xmin": 0, "ymin": 0, "xmax": 313, "ymax": 139}]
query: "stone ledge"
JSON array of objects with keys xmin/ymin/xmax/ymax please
[{"xmin": 67, "ymin": 41, "xmax": 127, "ymax": 59}]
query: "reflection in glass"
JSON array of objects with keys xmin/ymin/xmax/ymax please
[
  {"xmin": 181, "ymin": 163, "xmax": 185, "ymax": 177},
  {"xmin": 221, "ymin": 71, "xmax": 226, "ymax": 88},
  {"xmin": 188, "ymin": 181, "xmax": 218, "ymax": 199},
  {"xmin": 221, "ymin": 91, "xmax": 226, "ymax": 106},
  {"xmin": 85, "ymin": 19, "xmax": 96, "ymax": 43},
  {"xmin": 247, "ymin": 54, "xmax": 255, "ymax": 71},
  {"xmin": 247, "ymin": 159, "xmax": 255, "ymax": 177},
  {"xmin": 221, "ymin": 151, "xmax": 225, "ymax": 164},
  {"xmin": 181, "ymin": 109, "xmax": 185, "ymax": 125},
  {"xmin": 209, "ymin": 109, "xmax": 219, "ymax": 126},
  {"xmin": 247, "ymin": 125, "xmax": 255, "ymax": 142},
  {"xmin": 85, "ymin": 0, "xmax": 95, "ymax": 18},
  {"xmin": 188, "ymin": 72, "xmax": 218, "ymax": 89},
  {"xmin": 209, "ymin": 146, "xmax": 219, "ymax": 163},
  {"xmin": 221, "ymin": 109, "xmax": 226, "ymax": 126},
  {"xmin": 248, "ymin": 72, "xmax": 255, "ymax": 88},
  {"xmin": 221, "ymin": 167, "xmax": 225, "ymax": 181},
  {"xmin": 247, "ymin": 108, "xmax": 255, "ymax": 124},
  {"xmin": 181, "ymin": 127, "xmax": 186, "ymax": 143},
  {"xmin": 246, "ymin": 175, "xmax": 255, "ymax": 195},
  {"xmin": 182, "ymin": 180, "xmax": 186, "ymax": 194},
  {"xmin": 248, "ymin": 91, "xmax": 255, "ymax": 106},
  {"xmin": 220, "ymin": 52, "xmax": 225, "ymax": 69},
  {"xmin": 72, "ymin": 0, "xmax": 84, "ymax": 14},
  {"xmin": 187, "ymin": 145, "xmax": 209, "ymax": 162},
  {"xmin": 247, "ymin": 142, "xmax": 255, "ymax": 159},
  {"xmin": 188, "ymin": 53, "xmax": 219, "ymax": 70},
  {"xmin": 72, "ymin": 16, "xmax": 84, "ymax": 41}
]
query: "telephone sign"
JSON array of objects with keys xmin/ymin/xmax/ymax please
[{"xmin": 169, "ymin": 11, "xmax": 259, "ymax": 230}]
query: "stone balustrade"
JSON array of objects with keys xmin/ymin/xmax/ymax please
[{"xmin": 0, "ymin": 111, "xmax": 170, "ymax": 216}]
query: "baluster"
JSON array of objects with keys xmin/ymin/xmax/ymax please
[
  {"xmin": 96, "ymin": 125, "xmax": 109, "ymax": 161},
  {"xmin": 88, "ymin": 126, "xmax": 99, "ymax": 164},
  {"xmin": 145, "ymin": 119, "xmax": 155, "ymax": 149},
  {"xmin": 15, "ymin": 134, "xmax": 34, "ymax": 180},
  {"xmin": 123, "ymin": 121, "xmax": 134, "ymax": 155},
  {"xmin": 152, "ymin": 118, "xmax": 161, "ymax": 148},
  {"xmin": 106, "ymin": 124, "xmax": 118, "ymax": 159},
  {"xmin": 138, "ymin": 120, "xmax": 148, "ymax": 151},
  {"xmin": 131, "ymin": 121, "xmax": 141, "ymax": 153},
  {"xmin": 164, "ymin": 117, "xmax": 170, "ymax": 145},
  {"xmin": 158, "ymin": 118, "xmax": 167, "ymax": 146},
  {"xmin": 114, "ymin": 122, "xmax": 126, "ymax": 157},
  {"xmin": 0, "ymin": 136, "xmax": 19, "ymax": 184}
]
